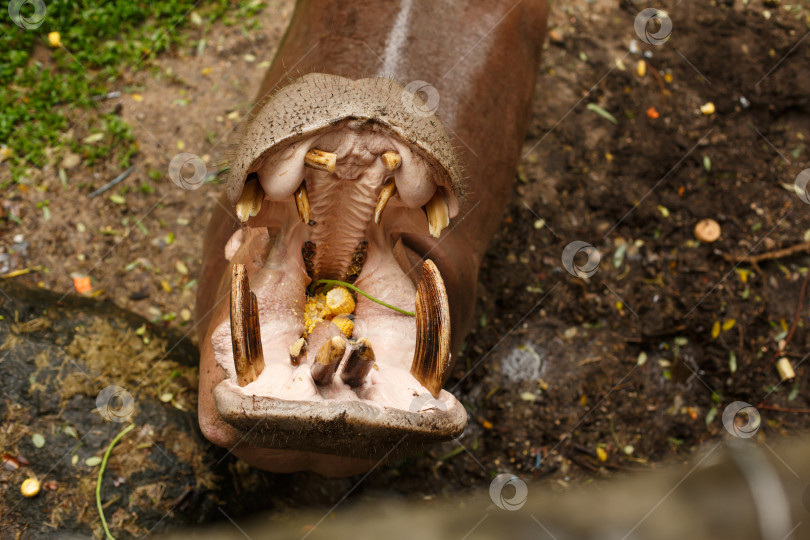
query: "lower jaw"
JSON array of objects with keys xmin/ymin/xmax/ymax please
[{"xmin": 204, "ymin": 214, "xmax": 466, "ymax": 466}]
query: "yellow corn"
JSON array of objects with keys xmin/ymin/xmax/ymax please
[
  {"xmin": 303, "ymin": 293, "xmax": 331, "ymax": 334},
  {"xmin": 21, "ymin": 478, "xmax": 40, "ymax": 498},
  {"xmin": 700, "ymin": 102, "xmax": 716, "ymax": 115},
  {"xmin": 325, "ymin": 286, "xmax": 355, "ymax": 315},
  {"xmin": 331, "ymin": 315, "xmax": 354, "ymax": 338}
]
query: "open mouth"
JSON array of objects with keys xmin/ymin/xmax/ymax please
[{"xmin": 207, "ymin": 75, "xmax": 468, "ymax": 461}]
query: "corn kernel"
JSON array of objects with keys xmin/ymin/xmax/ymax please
[
  {"xmin": 325, "ymin": 286, "xmax": 355, "ymax": 315},
  {"xmin": 331, "ymin": 314, "xmax": 354, "ymax": 338},
  {"xmin": 596, "ymin": 447, "xmax": 608, "ymax": 462},
  {"xmin": 303, "ymin": 293, "xmax": 331, "ymax": 334},
  {"xmin": 48, "ymin": 32, "xmax": 61, "ymax": 48},
  {"xmin": 21, "ymin": 478, "xmax": 40, "ymax": 498}
]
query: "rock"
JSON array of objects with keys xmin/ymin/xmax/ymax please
[
  {"xmin": 694, "ymin": 218, "xmax": 721, "ymax": 243},
  {"xmin": 548, "ymin": 28, "xmax": 564, "ymax": 46},
  {"xmin": 61, "ymin": 152, "xmax": 81, "ymax": 169}
]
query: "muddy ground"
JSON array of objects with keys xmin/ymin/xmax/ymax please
[{"xmin": 2, "ymin": 0, "xmax": 810, "ymax": 537}]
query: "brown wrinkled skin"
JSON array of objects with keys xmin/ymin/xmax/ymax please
[{"xmin": 197, "ymin": 0, "xmax": 548, "ymax": 474}]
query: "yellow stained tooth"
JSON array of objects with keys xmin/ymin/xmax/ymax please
[
  {"xmin": 325, "ymin": 286, "xmax": 355, "ymax": 315},
  {"xmin": 235, "ymin": 177, "xmax": 264, "ymax": 222},
  {"xmin": 380, "ymin": 151, "xmax": 402, "ymax": 171},
  {"xmin": 288, "ymin": 336, "xmax": 307, "ymax": 365},
  {"xmin": 424, "ymin": 191, "xmax": 449, "ymax": 238},
  {"xmin": 331, "ymin": 314, "xmax": 354, "ymax": 338},
  {"xmin": 304, "ymin": 149, "xmax": 337, "ymax": 173},
  {"xmin": 294, "ymin": 181, "xmax": 312, "ymax": 224},
  {"xmin": 374, "ymin": 179, "xmax": 397, "ymax": 225}
]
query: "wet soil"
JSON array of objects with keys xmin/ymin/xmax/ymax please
[{"xmin": 1, "ymin": 0, "xmax": 810, "ymax": 537}]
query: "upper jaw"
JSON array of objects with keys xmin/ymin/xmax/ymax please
[{"xmin": 200, "ymin": 79, "xmax": 469, "ymax": 467}]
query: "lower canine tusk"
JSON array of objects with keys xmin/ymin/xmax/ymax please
[
  {"xmin": 304, "ymin": 149, "xmax": 337, "ymax": 173},
  {"xmin": 230, "ymin": 264, "xmax": 265, "ymax": 386},
  {"xmin": 410, "ymin": 260, "xmax": 451, "ymax": 398}
]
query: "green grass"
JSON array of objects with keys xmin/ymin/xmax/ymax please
[{"xmin": 0, "ymin": 0, "xmax": 266, "ymax": 185}]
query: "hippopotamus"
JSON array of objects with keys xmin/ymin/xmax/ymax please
[{"xmin": 197, "ymin": 0, "xmax": 549, "ymax": 475}]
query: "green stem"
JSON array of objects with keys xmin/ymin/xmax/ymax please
[
  {"xmin": 312, "ymin": 279, "xmax": 415, "ymax": 317},
  {"xmin": 96, "ymin": 423, "xmax": 135, "ymax": 540}
]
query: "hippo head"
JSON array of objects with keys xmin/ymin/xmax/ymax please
[{"xmin": 197, "ymin": 74, "xmax": 469, "ymax": 475}]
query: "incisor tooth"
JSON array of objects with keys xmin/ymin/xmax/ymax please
[
  {"xmin": 410, "ymin": 260, "xmax": 451, "ymax": 398},
  {"xmin": 311, "ymin": 335, "xmax": 346, "ymax": 386},
  {"xmin": 424, "ymin": 191, "xmax": 449, "ymax": 238},
  {"xmin": 374, "ymin": 179, "xmax": 397, "ymax": 225},
  {"xmin": 289, "ymin": 336, "xmax": 307, "ymax": 366},
  {"xmin": 341, "ymin": 338, "xmax": 375, "ymax": 387},
  {"xmin": 230, "ymin": 264, "xmax": 265, "ymax": 386},
  {"xmin": 380, "ymin": 151, "xmax": 402, "ymax": 171},
  {"xmin": 235, "ymin": 177, "xmax": 265, "ymax": 223},
  {"xmin": 304, "ymin": 149, "xmax": 337, "ymax": 173},
  {"xmin": 294, "ymin": 181, "xmax": 314, "ymax": 225}
]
